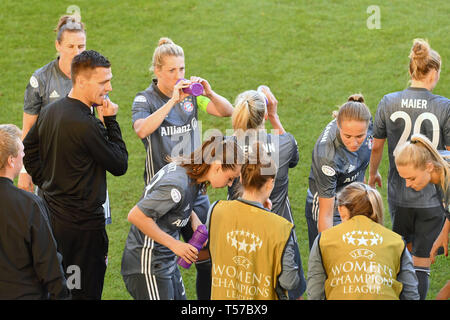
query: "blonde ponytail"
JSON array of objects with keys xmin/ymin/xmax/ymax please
[
  {"xmin": 150, "ymin": 37, "xmax": 184, "ymax": 73},
  {"xmin": 395, "ymin": 134, "xmax": 449, "ymax": 192},
  {"xmin": 336, "ymin": 182, "xmax": 384, "ymax": 224},
  {"xmin": 232, "ymin": 90, "xmax": 267, "ymax": 132}
]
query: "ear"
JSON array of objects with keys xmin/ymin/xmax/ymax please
[
  {"xmin": 55, "ymin": 39, "xmax": 61, "ymax": 53},
  {"xmin": 338, "ymin": 205, "xmax": 350, "ymax": 221},
  {"xmin": 425, "ymin": 161, "xmax": 435, "ymax": 173}
]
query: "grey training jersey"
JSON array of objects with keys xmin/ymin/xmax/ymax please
[
  {"xmin": 24, "ymin": 58, "xmax": 72, "ymax": 115},
  {"xmin": 121, "ymin": 162, "xmax": 200, "ymax": 277},
  {"xmin": 132, "ymin": 79, "xmax": 201, "ymax": 184},
  {"xmin": 373, "ymin": 87, "xmax": 450, "ymax": 207},
  {"xmin": 306, "ymin": 119, "xmax": 373, "ymax": 220},
  {"xmin": 227, "ymin": 131, "xmax": 299, "ymax": 223}
]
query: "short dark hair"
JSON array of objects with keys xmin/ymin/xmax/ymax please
[{"xmin": 71, "ymin": 50, "xmax": 111, "ymax": 84}]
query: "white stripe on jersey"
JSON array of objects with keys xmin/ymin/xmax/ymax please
[
  {"xmin": 285, "ymin": 196, "xmax": 298, "ymax": 243},
  {"xmin": 312, "ymin": 192, "xmax": 319, "ymax": 223},
  {"xmin": 141, "ymin": 236, "xmax": 160, "ymax": 300},
  {"xmin": 146, "ymin": 136, "xmax": 155, "ymax": 184}
]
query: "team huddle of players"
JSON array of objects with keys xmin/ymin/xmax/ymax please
[{"xmin": 0, "ymin": 14, "xmax": 448, "ymax": 300}]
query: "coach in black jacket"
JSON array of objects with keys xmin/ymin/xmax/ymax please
[
  {"xmin": 0, "ymin": 124, "xmax": 69, "ymax": 300},
  {"xmin": 23, "ymin": 50, "xmax": 128, "ymax": 299}
]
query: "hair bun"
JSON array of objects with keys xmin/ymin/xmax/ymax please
[
  {"xmin": 347, "ymin": 93, "xmax": 365, "ymax": 103},
  {"xmin": 410, "ymin": 39, "xmax": 430, "ymax": 61},
  {"xmin": 158, "ymin": 37, "xmax": 174, "ymax": 46}
]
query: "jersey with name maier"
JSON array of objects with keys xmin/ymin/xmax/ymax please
[
  {"xmin": 373, "ymin": 87, "xmax": 450, "ymax": 207},
  {"xmin": 24, "ymin": 58, "xmax": 72, "ymax": 115},
  {"xmin": 308, "ymin": 119, "xmax": 373, "ymax": 200},
  {"xmin": 121, "ymin": 162, "xmax": 200, "ymax": 277},
  {"xmin": 227, "ymin": 131, "xmax": 299, "ymax": 223},
  {"xmin": 132, "ymin": 79, "xmax": 201, "ymax": 184}
]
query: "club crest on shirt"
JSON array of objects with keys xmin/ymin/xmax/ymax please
[
  {"xmin": 321, "ymin": 165, "xmax": 336, "ymax": 177},
  {"xmin": 171, "ymin": 188, "xmax": 181, "ymax": 203},
  {"xmin": 183, "ymin": 101, "xmax": 194, "ymax": 112},
  {"xmin": 29, "ymin": 76, "xmax": 39, "ymax": 88}
]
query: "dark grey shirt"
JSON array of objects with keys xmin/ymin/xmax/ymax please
[
  {"xmin": 373, "ymin": 87, "xmax": 450, "ymax": 207},
  {"xmin": 227, "ymin": 131, "xmax": 299, "ymax": 223},
  {"xmin": 131, "ymin": 79, "xmax": 201, "ymax": 184},
  {"xmin": 121, "ymin": 163, "xmax": 200, "ymax": 277},
  {"xmin": 24, "ymin": 58, "xmax": 72, "ymax": 115},
  {"xmin": 306, "ymin": 119, "xmax": 373, "ymax": 220}
]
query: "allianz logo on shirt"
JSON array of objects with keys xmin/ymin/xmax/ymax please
[{"xmin": 160, "ymin": 118, "xmax": 197, "ymax": 137}]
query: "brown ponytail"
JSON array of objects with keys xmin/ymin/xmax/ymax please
[
  {"xmin": 240, "ymin": 142, "xmax": 277, "ymax": 191},
  {"xmin": 54, "ymin": 15, "xmax": 85, "ymax": 43},
  {"xmin": 332, "ymin": 93, "xmax": 371, "ymax": 127},
  {"xmin": 173, "ymin": 135, "xmax": 244, "ymax": 192},
  {"xmin": 409, "ymin": 38, "xmax": 441, "ymax": 81}
]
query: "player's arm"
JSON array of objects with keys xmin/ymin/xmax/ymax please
[
  {"xmin": 190, "ymin": 76, "xmax": 233, "ymax": 117},
  {"xmin": 20, "ymin": 74, "xmax": 43, "ymax": 192},
  {"xmin": 133, "ymin": 81, "xmax": 190, "ymax": 139},
  {"xmin": 259, "ymin": 85, "xmax": 286, "ymax": 135},
  {"xmin": 18, "ymin": 113, "xmax": 39, "ymax": 192},
  {"xmin": 368, "ymin": 138, "xmax": 385, "ymax": 188},
  {"xmin": 128, "ymin": 205, "xmax": 198, "ymax": 264},
  {"xmin": 317, "ymin": 196, "xmax": 335, "ymax": 233}
]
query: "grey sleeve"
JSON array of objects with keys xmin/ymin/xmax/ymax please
[
  {"xmin": 306, "ymin": 235, "xmax": 326, "ymax": 300},
  {"xmin": 398, "ymin": 247, "xmax": 420, "ymax": 300},
  {"xmin": 131, "ymin": 94, "xmax": 152, "ymax": 125},
  {"xmin": 311, "ymin": 150, "xmax": 337, "ymax": 198},
  {"xmin": 23, "ymin": 74, "xmax": 44, "ymax": 115},
  {"xmin": 137, "ymin": 184, "xmax": 182, "ymax": 220},
  {"xmin": 288, "ymin": 134, "xmax": 300, "ymax": 169},
  {"xmin": 278, "ymin": 234, "xmax": 300, "ymax": 291},
  {"xmin": 373, "ymin": 97, "xmax": 387, "ymax": 139}
]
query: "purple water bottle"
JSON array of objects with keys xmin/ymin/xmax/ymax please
[
  {"xmin": 257, "ymin": 85, "xmax": 269, "ymax": 106},
  {"xmin": 176, "ymin": 78, "xmax": 204, "ymax": 96},
  {"xmin": 177, "ymin": 224, "xmax": 208, "ymax": 269}
]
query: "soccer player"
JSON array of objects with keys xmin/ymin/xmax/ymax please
[
  {"xmin": 131, "ymin": 37, "xmax": 233, "ymax": 299},
  {"xmin": 23, "ymin": 50, "xmax": 128, "ymax": 300},
  {"xmin": 307, "ymin": 182, "xmax": 419, "ymax": 300},
  {"xmin": 121, "ymin": 136, "xmax": 243, "ymax": 300},
  {"xmin": 305, "ymin": 94, "xmax": 373, "ymax": 249},
  {"xmin": 395, "ymin": 134, "xmax": 450, "ymax": 299},
  {"xmin": 20, "ymin": 14, "xmax": 86, "ymax": 192},
  {"xmin": 208, "ymin": 144, "xmax": 300, "ymax": 300},
  {"xmin": 368, "ymin": 39, "xmax": 450, "ymax": 299},
  {"xmin": 227, "ymin": 87, "xmax": 306, "ymax": 299},
  {"xmin": 0, "ymin": 124, "xmax": 69, "ymax": 300},
  {"xmin": 19, "ymin": 14, "xmax": 113, "ymax": 224}
]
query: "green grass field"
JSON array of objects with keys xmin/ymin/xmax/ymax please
[{"xmin": 0, "ymin": 0, "xmax": 448, "ymax": 300}]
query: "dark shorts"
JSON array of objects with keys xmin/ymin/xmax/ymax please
[
  {"xmin": 389, "ymin": 203, "xmax": 445, "ymax": 258},
  {"xmin": 123, "ymin": 266, "xmax": 186, "ymax": 300}
]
